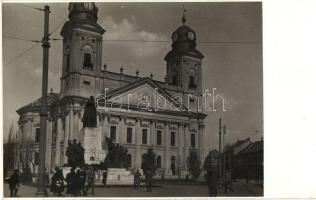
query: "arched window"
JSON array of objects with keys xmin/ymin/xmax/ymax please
[
  {"xmin": 82, "ymin": 45, "xmax": 93, "ymax": 70},
  {"xmin": 171, "ymin": 156, "xmax": 176, "ymax": 175},
  {"xmin": 189, "ymin": 76, "xmax": 196, "ymax": 89},
  {"xmin": 157, "ymin": 155, "xmax": 162, "ymax": 169},
  {"xmin": 126, "ymin": 127, "xmax": 132, "ymax": 144},
  {"xmin": 141, "ymin": 154, "xmax": 146, "ymax": 170},
  {"xmin": 66, "ymin": 54, "xmax": 70, "ymax": 71},
  {"xmin": 191, "ymin": 133, "xmax": 196, "ymax": 148},
  {"xmin": 83, "ymin": 53, "xmax": 93, "ymax": 69},
  {"xmin": 142, "ymin": 129, "xmax": 148, "ymax": 145},
  {"xmin": 188, "ymin": 68, "xmax": 197, "ymax": 89},
  {"xmin": 65, "ymin": 46, "xmax": 70, "ymax": 71},
  {"xmin": 35, "ymin": 152, "xmax": 40, "ymax": 165},
  {"xmin": 127, "ymin": 154, "xmax": 132, "ymax": 168}
]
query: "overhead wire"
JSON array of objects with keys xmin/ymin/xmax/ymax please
[
  {"xmin": 3, "ymin": 35, "xmax": 41, "ymax": 43},
  {"xmin": 48, "ymin": 18, "xmax": 68, "ymax": 37},
  {"xmin": 17, "ymin": 3, "xmax": 44, "ymax": 12},
  {"xmin": 42, "ymin": 37, "xmax": 261, "ymax": 45},
  {"xmin": 4, "ymin": 43, "xmax": 40, "ymax": 67}
]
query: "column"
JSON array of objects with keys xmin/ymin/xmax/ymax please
[
  {"xmin": 119, "ymin": 117, "xmax": 125, "ymax": 144},
  {"xmin": 150, "ymin": 120, "xmax": 156, "ymax": 147},
  {"xmin": 63, "ymin": 113, "xmax": 70, "ymax": 164},
  {"xmin": 30, "ymin": 120, "xmax": 34, "ymax": 142},
  {"xmin": 184, "ymin": 123, "xmax": 189, "ymax": 169},
  {"xmin": 79, "ymin": 110, "xmax": 83, "ymax": 130},
  {"xmin": 69, "ymin": 105, "xmax": 74, "ymax": 141},
  {"xmin": 164, "ymin": 122, "xmax": 170, "ymax": 175},
  {"xmin": 23, "ymin": 120, "xmax": 32, "ymax": 141},
  {"xmin": 55, "ymin": 116, "xmax": 62, "ymax": 167},
  {"xmin": 179, "ymin": 123, "xmax": 185, "ymax": 169},
  {"xmin": 97, "ymin": 113, "xmax": 100, "ymax": 127},
  {"xmin": 73, "ymin": 110, "xmax": 79, "ymax": 140},
  {"xmin": 46, "ymin": 117, "xmax": 52, "ymax": 171},
  {"xmin": 198, "ymin": 124, "xmax": 205, "ymax": 166},
  {"xmin": 102, "ymin": 114, "xmax": 108, "ymax": 149},
  {"xmin": 135, "ymin": 118, "xmax": 141, "ymax": 169}
]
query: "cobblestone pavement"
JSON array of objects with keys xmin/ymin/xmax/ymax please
[{"xmin": 3, "ymin": 180, "xmax": 263, "ymax": 197}]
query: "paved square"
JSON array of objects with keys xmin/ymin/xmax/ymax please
[{"xmin": 3, "ymin": 180, "xmax": 263, "ymax": 197}]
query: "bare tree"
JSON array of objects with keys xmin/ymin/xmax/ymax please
[
  {"xmin": 18, "ymin": 136, "xmax": 35, "ymax": 182},
  {"xmin": 176, "ymin": 154, "xmax": 182, "ymax": 180}
]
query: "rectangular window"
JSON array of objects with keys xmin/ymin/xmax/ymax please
[
  {"xmin": 191, "ymin": 133, "xmax": 196, "ymax": 148},
  {"xmin": 157, "ymin": 130, "xmax": 162, "ymax": 145},
  {"xmin": 66, "ymin": 54, "xmax": 70, "ymax": 71},
  {"xmin": 127, "ymin": 127, "xmax": 132, "ymax": 144},
  {"xmin": 83, "ymin": 80, "xmax": 90, "ymax": 86},
  {"xmin": 110, "ymin": 126, "xmax": 116, "ymax": 142},
  {"xmin": 142, "ymin": 129, "xmax": 147, "ymax": 145},
  {"xmin": 171, "ymin": 132, "xmax": 175, "ymax": 146},
  {"xmin": 35, "ymin": 128, "xmax": 40, "ymax": 143}
]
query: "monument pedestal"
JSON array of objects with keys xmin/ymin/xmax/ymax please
[
  {"xmin": 106, "ymin": 168, "xmax": 134, "ymax": 185},
  {"xmin": 79, "ymin": 127, "xmax": 106, "ymax": 165}
]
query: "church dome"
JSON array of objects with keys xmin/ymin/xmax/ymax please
[
  {"xmin": 165, "ymin": 13, "xmax": 203, "ymax": 60},
  {"xmin": 68, "ymin": 3, "xmax": 98, "ymax": 23},
  {"xmin": 170, "ymin": 14, "xmax": 198, "ymax": 51}
]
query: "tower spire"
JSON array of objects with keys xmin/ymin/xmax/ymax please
[{"xmin": 182, "ymin": 5, "xmax": 187, "ymax": 25}]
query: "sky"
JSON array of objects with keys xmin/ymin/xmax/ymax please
[{"xmin": 2, "ymin": 2, "xmax": 262, "ymax": 151}]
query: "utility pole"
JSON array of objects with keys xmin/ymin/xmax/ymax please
[
  {"xmin": 36, "ymin": 5, "xmax": 50, "ymax": 197},
  {"xmin": 223, "ymin": 125, "xmax": 226, "ymax": 175},
  {"xmin": 218, "ymin": 118, "xmax": 222, "ymax": 178}
]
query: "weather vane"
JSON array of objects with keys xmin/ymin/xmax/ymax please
[{"xmin": 182, "ymin": 4, "xmax": 187, "ymax": 25}]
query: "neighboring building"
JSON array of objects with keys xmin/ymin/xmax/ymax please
[
  {"xmin": 241, "ymin": 138, "xmax": 263, "ymax": 182},
  {"xmin": 16, "ymin": 3, "xmax": 207, "ymax": 177},
  {"xmin": 222, "ymin": 138, "xmax": 263, "ymax": 181}
]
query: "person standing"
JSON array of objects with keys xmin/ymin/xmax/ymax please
[
  {"xmin": 8, "ymin": 169, "xmax": 20, "ymax": 197},
  {"xmin": 222, "ymin": 171, "xmax": 233, "ymax": 193},
  {"xmin": 73, "ymin": 167, "xmax": 82, "ymax": 196},
  {"xmin": 51, "ymin": 168, "xmax": 65, "ymax": 196},
  {"xmin": 66, "ymin": 168, "xmax": 76, "ymax": 196},
  {"xmin": 85, "ymin": 167, "xmax": 95, "ymax": 195},
  {"xmin": 102, "ymin": 170, "xmax": 107, "ymax": 188},
  {"xmin": 77, "ymin": 166, "xmax": 86, "ymax": 196},
  {"xmin": 206, "ymin": 170, "xmax": 217, "ymax": 197},
  {"xmin": 133, "ymin": 169, "xmax": 141, "ymax": 190},
  {"xmin": 145, "ymin": 171, "xmax": 153, "ymax": 192}
]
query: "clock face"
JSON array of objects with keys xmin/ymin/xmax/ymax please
[
  {"xmin": 187, "ymin": 31, "xmax": 195, "ymax": 40},
  {"xmin": 172, "ymin": 33, "xmax": 178, "ymax": 42}
]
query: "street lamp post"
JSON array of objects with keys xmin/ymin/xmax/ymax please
[
  {"xmin": 223, "ymin": 125, "xmax": 226, "ymax": 175},
  {"xmin": 218, "ymin": 118, "xmax": 222, "ymax": 178},
  {"xmin": 36, "ymin": 5, "xmax": 50, "ymax": 197}
]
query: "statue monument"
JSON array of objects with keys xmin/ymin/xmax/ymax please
[{"xmin": 79, "ymin": 96, "xmax": 106, "ymax": 165}]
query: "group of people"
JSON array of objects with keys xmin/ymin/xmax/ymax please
[
  {"xmin": 50, "ymin": 166, "xmax": 96, "ymax": 197},
  {"xmin": 133, "ymin": 169, "xmax": 154, "ymax": 192}
]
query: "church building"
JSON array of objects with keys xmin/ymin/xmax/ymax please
[{"xmin": 16, "ymin": 3, "xmax": 207, "ymax": 177}]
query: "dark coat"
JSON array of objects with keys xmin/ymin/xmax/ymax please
[
  {"xmin": 66, "ymin": 171, "xmax": 76, "ymax": 194},
  {"xmin": 9, "ymin": 172, "xmax": 20, "ymax": 190},
  {"xmin": 51, "ymin": 171, "xmax": 65, "ymax": 193}
]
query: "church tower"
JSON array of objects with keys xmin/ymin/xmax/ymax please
[
  {"xmin": 165, "ymin": 12, "xmax": 204, "ymax": 111},
  {"xmin": 60, "ymin": 3, "xmax": 105, "ymax": 98}
]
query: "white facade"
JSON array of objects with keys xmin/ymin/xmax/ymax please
[{"xmin": 16, "ymin": 3, "xmax": 207, "ymax": 177}]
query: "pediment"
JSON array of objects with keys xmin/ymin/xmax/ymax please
[{"xmin": 106, "ymin": 81, "xmax": 187, "ymax": 113}]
